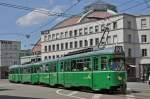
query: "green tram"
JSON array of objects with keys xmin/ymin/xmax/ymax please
[{"xmin": 9, "ymin": 46, "xmax": 127, "ymax": 93}]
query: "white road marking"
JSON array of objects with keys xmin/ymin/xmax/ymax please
[
  {"xmin": 67, "ymin": 91, "xmax": 78, "ymax": 96},
  {"xmin": 126, "ymin": 88, "xmax": 136, "ymax": 99},
  {"xmin": 91, "ymin": 94, "xmax": 103, "ymax": 99},
  {"xmin": 56, "ymin": 89, "xmax": 86, "ymax": 99},
  {"xmin": 126, "ymin": 94, "xmax": 136, "ymax": 99}
]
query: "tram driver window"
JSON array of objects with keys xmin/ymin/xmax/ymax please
[
  {"xmin": 109, "ymin": 58, "xmax": 124, "ymax": 71},
  {"xmin": 101, "ymin": 57, "xmax": 107, "ymax": 70}
]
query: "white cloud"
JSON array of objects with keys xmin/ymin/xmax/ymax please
[
  {"xmin": 51, "ymin": 5, "xmax": 67, "ymax": 13},
  {"xmin": 16, "ymin": 8, "xmax": 50, "ymax": 27},
  {"xmin": 16, "ymin": 5, "xmax": 68, "ymax": 27}
]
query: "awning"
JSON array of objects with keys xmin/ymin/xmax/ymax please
[{"xmin": 129, "ymin": 65, "xmax": 136, "ymax": 68}]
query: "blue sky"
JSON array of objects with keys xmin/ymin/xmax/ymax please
[{"xmin": 0, "ymin": 0, "xmax": 150, "ymax": 50}]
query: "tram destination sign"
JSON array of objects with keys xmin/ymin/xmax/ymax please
[{"xmin": 114, "ymin": 46, "xmax": 123, "ymax": 54}]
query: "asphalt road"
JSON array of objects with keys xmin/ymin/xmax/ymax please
[{"xmin": 0, "ymin": 80, "xmax": 150, "ymax": 99}]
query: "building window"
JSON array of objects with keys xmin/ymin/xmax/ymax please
[
  {"xmin": 79, "ymin": 40, "xmax": 83, "ymax": 47},
  {"xmin": 95, "ymin": 25, "xmax": 99, "ymax": 33},
  {"xmin": 101, "ymin": 24, "xmax": 105, "ymax": 31},
  {"xmin": 44, "ymin": 56, "xmax": 47, "ymax": 60},
  {"xmin": 113, "ymin": 35, "xmax": 117, "ymax": 43},
  {"xmin": 113, "ymin": 22, "xmax": 117, "ymax": 29},
  {"xmin": 61, "ymin": 43, "xmax": 64, "ymax": 50},
  {"xmin": 70, "ymin": 42, "xmax": 73, "ymax": 49},
  {"xmin": 128, "ymin": 48, "xmax": 132, "ymax": 57},
  {"xmin": 90, "ymin": 39, "xmax": 93, "ymax": 46},
  {"xmin": 84, "ymin": 40, "xmax": 88, "ymax": 47},
  {"xmin": 52, "ymin": 34, "xmax": 55, "ymax": 40},
  {"xmin": 107, "ymin": 36, "xmax": 111, "ymax": 44},
  {"xmin": 84, "ymin": 27, "xmax": 88, "ymax": 35},
  {"xmin": 69, "ymin": 31, "xmax": 73, "ymax": 37},
  {"xmin": 128, "ymin": 34, "xmax": 132, "ymax": 43},
  {"xmin": 142, "ymin": 49, "xmax": 147, "ymax": 56},
  {"xmin": 56, "ymin": 44, "xmax": 59, "ymax": 51},
  {"xmin": 61, "ymin": 32, "xmax": 64, "ymax": 38},
  {"xmin": 74, "ymin": 41, "xmax": 78, "ymax": 48},
  {"xmin": 44, "ymin": 46, "xmax": 47, "ymax": 52},
  {"xmin": 44, "ymin": 35, "xmax": 47, "ymax": 41},
  {"xmin": 89, "ymin": 26, "xmax": 93, "ymax": 34},
  {"xmin": 141, "ymin": 35, "xmax": 147, "ymax": 43},
  {"xmin": 74, "ymin": 30, "xmax": 78, "ymax": 37},
  {"xmin": 65, "ymin": 31, "xmax": 68, "ymax": 38},
  {"xmin": 95, "ymin": 38, "xmax": 99, "ymax": 45},
  {"xmin": 56, "ymin": 55, "xmax": 59, "ymax": 58},
  {"xmin": 141, "ymin": 18, "xmax": 146, "ymax": 29},
  {"xmin": 52, "ymin": 45, "xmax": 55, "ymax": 51},
  {"xmin": 65, "ymin": 42, "xmax": 68, "ymax": 49},
  {"xmin": 48, "ymin": 35, "xmax": 51, "ymax": 41},
  {"xmin": 127, "ymin": 21, "xmax": 132, "ymax": 29},
  {"xmin": 48, "ymin": 45, "xmax": 51, "ymax": 52},
  {"xmin": 79, "ymin": 28, "xmax": 83, "ymax": 36},
  {"xmin": 53, "ymin": 55, "xmax": 55, "ymax": 59},
  {"xmin": 56, "ymin": 33, "xmax": 59, "ymax": 39},
  {"xmin": 49, "ymin": 56, "xmax": 51, "ymax": 59}
]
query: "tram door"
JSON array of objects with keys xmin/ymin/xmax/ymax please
[
  {"xmin": 58, "ymin": 61, "xmax": 65, "ymax": 85},
  {"xmin": 49, "ymin": 62, "xmax": 57, "ymax": 86},
  {"xmin": 92, "ymin": 57, "xmax": 99, "ymax": 89}
]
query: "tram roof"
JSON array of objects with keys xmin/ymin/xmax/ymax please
[
  {"xmin": 59, "ymin": 47, "xmax": 116, "ymax": 60},
  {"xmin": 9, "ymin": 46, "xmax": 122, "ymax": 69},
  {"xmin": 9, "ymin": 65, "xmax": 20, "ymax": 69}
]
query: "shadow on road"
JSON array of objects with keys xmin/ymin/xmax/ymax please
[
  {"xmin": 0, "ymin": 88, "xmax": 13, "ymax": 91},
  {"xmin": 0, "ymin": 95, "xmax": 41, "ymax": 99}
]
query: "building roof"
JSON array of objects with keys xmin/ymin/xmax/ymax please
[
  {"xmin": 41, "ymin": 1, "xmax": 118, "ymax": 32},
  {"xmin": 52, "ymin": 11, "xmax": 113, "ymax": 30},
  {"xmin": 32, "ymin": 39, "xmax": 41, "ymax": 53}
]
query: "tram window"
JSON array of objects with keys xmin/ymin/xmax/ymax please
[
  {"xmin": 45, "ymin": 64, "xmax": 49, "ymax": 72},
  {"xmin": 40, "ymin": 65, "xmax": 43, "ymax": 73},
  {"xmin": 109, "ymin": 58, "xmax": 125, "ymax": 71},
  {"xmin": 23, "ymin": 68, "xmax": 27, "ymax": 74},
  {"xmin": 83, "ymin": 58, "xmax": 91, "ymax": 71},
  {"xmin": 71, "ymin": 60, "xmax": 77, "ymax": 71},
  {"xmin": 31, "ymin": 67, "xmax": 33, "ymax": 73},
  {"xmin": 93, "ymin": 57, "xmax": 99, "ymax": 70},
  {"xmin": 28, "ymin": 67, "xmax": 31, "ymax": 73},
  {"xmin": 60, "ymin": 62, "xmax": 64, "ymax": 72},
  {"xmin": 71, "ymin": 58, "xmax": 91, "ymax": 72},
  {"xmin": 101, "ymin": 57, "xmax": 107, "ymax": 70},
  {"xmin": 36, "ymin": 66, "xmax": 40, "ymax": 73},
  {"xmin": 65, "ymin": 61, "xmax": 71, "ymax": 72},
  {"xmin": 76, "ymin": 59, "xmax": 84, "ymax": 71},
  {"xmin": 50, "ymin": 62, "xmax": 56, "ymax": 72}
]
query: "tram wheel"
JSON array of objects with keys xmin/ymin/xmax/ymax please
[{"xmin": 120, "ymin": 84, "xmax": 126, "ymax": 94}]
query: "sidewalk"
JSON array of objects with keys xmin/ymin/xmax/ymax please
[{"xmin": 127, "ymin": 82, "xmax": 150, "ymax": 91}]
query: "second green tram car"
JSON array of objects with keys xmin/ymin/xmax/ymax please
[{"xmin": 9, "ymin": 46, "xmax": 127, "ymax": 93}]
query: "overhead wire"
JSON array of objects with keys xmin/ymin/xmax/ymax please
[
  {"xmin": 0, "ymin": 1, "xmax": 73, "ymax": 17},
  {"xmin": 0, "ymin": 0, "xmax": 150, "ymax": 46}
]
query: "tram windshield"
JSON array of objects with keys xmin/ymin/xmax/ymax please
[{"xmin": 109, "ymin": 58, "xmax": 125, "ymax": 71}]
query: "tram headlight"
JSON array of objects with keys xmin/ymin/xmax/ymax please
[
  {"xmin": 118, "ymin": 76, "xmax": 122, "ymax": 80},
  {"xmin": 107, "ymin": 75, "xmax": 111, "ymax": 80}
]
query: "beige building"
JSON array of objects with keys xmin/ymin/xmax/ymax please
[
  {"xmin": 41, "ymin": 2, "xmax": 150, "ymax": 81},
  {"xmin": 0, "ymin": 40, "xmax": 21, "ymax": 79}
]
